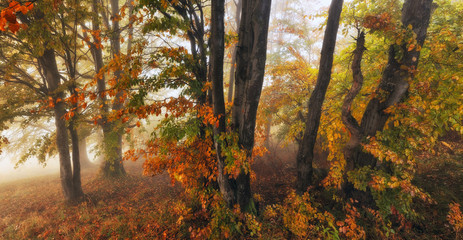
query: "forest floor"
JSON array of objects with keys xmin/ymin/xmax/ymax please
[{"xmin": 0, "ymin": 140, "xmax": 462, "ymax": 239}]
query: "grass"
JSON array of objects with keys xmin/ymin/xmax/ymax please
[
  {"xmin": 0, "ymin": 142, "xmax": 462, "ymax": 239},
  {"xmin": 0, "ymin": 162, "xmax": 184, "ymax": 239}
]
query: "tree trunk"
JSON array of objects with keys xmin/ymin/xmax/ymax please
[
  {"xmin": 127, "ymin": 0, "xmax": 134, "ymax": 57},
  {"xmin": 340, "ymin": 31, "xmax": 372, "ymax": 202},
  {"xmin": 342, "ymin": 0, "xmax": 434, "ymax": 198},
  {"xmin": 39, "ymin": 48, "xmax": 82, "ymax": 202},
  {"xmin": 211, "ymin": 0, "xmax": 237, "ymax": 207},
  {"xmin": 232, "ymin": 0, "xmax": 272, "ymax": 212},
  {"xmin": 69, "ymin": 121, "xmax": 84, "ymax": 199},
  {"xmin": 211, "ymin": 0, "xmax": 271, "ymax": 212},
  {"xmin": 295, "ymin": 0, "xmax": 343, "ymax": 193},
  {"xmin": 90, "ymin": 0, "xmax": 126, "ymax": 177},
  {"xmin": 78, "ymin": 137, "xmax": 93, "ymax": 168},
  {"xmin": 342, "ymin": 31, "xmax": 365, "ymax": 173},
  {"xmin": 264, "ymin": 115, "xmax": 272, "ymax": 149},
  {"xmin": 100, "ymin": 125, "xmax": 126, "ymax": 177}
]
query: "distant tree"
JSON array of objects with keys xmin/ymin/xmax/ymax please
[
  {"xmin": 85, "ymin": 0, "xmax": 127, "ymax": 177},
  {"xmin": 258, "ymin": 0, "xmax": 322, "ymax": 149}
]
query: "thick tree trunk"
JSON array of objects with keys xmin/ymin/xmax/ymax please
[
  {"xmin": 211, "ymin": 0, "xmax": 271, "ymax": 212},
  {"xmin": 101, "ymin": 125, "xmax": 126, "ymax": 177},
  {"xmin": 342, "ymin": 0, "xmax": 434, "ymax": 198},
  {"xmin": 232, "ymin": 0, "xmax": 272, "ymax": 212},
  {"xmin": 295, "ymin": 0, "xmax": 343, "ymax": 193},
  {"xmin": 101, "ymin": 0, "xmax": 126, "ymax": 177}
]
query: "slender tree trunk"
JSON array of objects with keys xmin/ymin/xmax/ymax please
[
  {"xmin": 63, "ymin": 12, "xmax": 85, "ymax": 200},
  {"xmin": 179, "ymin": 1, "xmax": 208, "ymax": 135},
  {"xmin": 341, "ymin": 31, "xmax": 365, "ymax": 173},
  {"xmin": 227, "ymin": 0, "xmax": 242, "ymax": 103},
  {"xmin": 127, "ymin": 0, "xmax": 134, "ymax": 57},
  {"xmin": 69, "ymin": 121, "xmax": 84, "ymax": 199},
  {"xmin": 40, "ymin": 49, "xmax": 81, "ymax": 202},
  {"xmin": 340, "ymin": 31, "xmax": 370, "ymax": 202},
  {"xmin": 90, "ymin": 0, "xmax": 126, "ymax": 177},
  {"xmin": 342, "ymin": 0, "xmax": 434, "ymax": 198},
  {"xmin": 295, "ymin": 0, "xmax": 343, "ymax": 193},
  {"xmin": 90, "ymin": 0, "xmax": 107, "ymax": 113},
  {"xmin": 264, "ymin": 115, "xmax": 272, "ymax": 149},
  {"xmin": 211, "ymin": 0, "xmax": 237, "ymax": 207}
]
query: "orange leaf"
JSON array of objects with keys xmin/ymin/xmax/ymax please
[
  {"xmin": 4, "ymin": 10, "xmax": 16, "ymax": 23},
  {"xmin": 8, "ymin": 22, "xmax": 20, "ymax": 33},
  {"xmin": 25, "ymin": 2, "xmax": 34, "ymax": 10},
  {"xmin": 19, "ymin": 6, "xmax": 28, "ymax": 15}
]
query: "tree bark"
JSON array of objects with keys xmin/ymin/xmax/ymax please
[
  {"xmin": 295, "ymin": 0, "xmax": 343, "ymax": 193},
  {"xmin": 39, "ymin": 48, "xmax": 83, "ymax": 202},
  {"xmin": 69, "ymin": 121, "xmax": 84, "ymax": 199},
  {"xmin": 211, "ymin": 0, "xmax": 237, "ymax": 207},
  {"xmin": 340, "ymin": 31, "xmax": 372, "ymax": 202},
  {"xmin": 232, "ymin": 0, "xmax": 272, "ymax": 212},
  {"xmin": 342, "ymin": 31, "xmax": 365, "ymax": 175},
  {"xmin": 90, "ymin": 0, "xmax": 126, "ymax": 177},
  {"xmin": 342, "ymin": 0, "xmax": 434, "ymax": 198}
]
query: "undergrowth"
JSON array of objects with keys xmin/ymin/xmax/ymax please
[{"xmin": 1, "ymin": 147, "xmax": 462, "ymax": 239}]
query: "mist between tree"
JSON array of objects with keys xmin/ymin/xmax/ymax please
[{"xmin": 0, "ymin": 0, "xmax": 462, "ymax": 239}]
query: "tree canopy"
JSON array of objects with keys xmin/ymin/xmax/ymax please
[{"xmin": 1, "ymin": 0, "xmax": 462, "ymax": 238}]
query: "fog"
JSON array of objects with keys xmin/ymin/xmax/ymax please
[
  {"xmin": 0, "ymin": 155, "xmax": 60, "ymax": 183},
  {"xmin": 0, "ymin": 0, "xmax": 333, "ymax": 185}
]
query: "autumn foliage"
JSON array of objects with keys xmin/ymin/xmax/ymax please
[
  {"xmin": 1, "ymin": 0, "xmax": 463, "ymax": 239},
  {"xmin": 0, "ymin": 0, "xmax": 33, "ymax": 33}
]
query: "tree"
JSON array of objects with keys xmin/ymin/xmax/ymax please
[
  {"xmin": 295, "ymin": 0, "xmax": 343, "ymax": 193},
  {"xmin": 258, "ymin": 0, "xmax": 323, "ymax": 149},
  {"xmin": 135, "ymin": 0, "xmax": 271, "ymax": 213},
  {"xmin": 211, "ymin": 0, "xmax": 272, "ymax": 211},
  {"xmin": 210, "ymin": 0, "xmax": 229, "ymax": 207},
  {"xmin": 127, "ymin": 0, "xmax": 214, "ymax": 195},
  {"xmin": 0, "ymin": 0, "xmax": 86, "ymax": 202},
  {"xmin": 85, "ymin": 0, "xmax": 127, "ymax": 177},
  {"xmin": 342, "ymin": 0, "xmax": 434, "ymax": 201}
]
